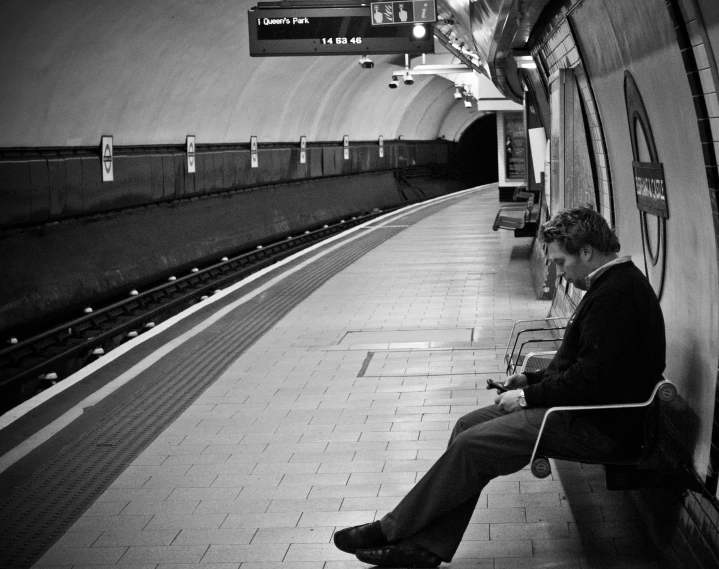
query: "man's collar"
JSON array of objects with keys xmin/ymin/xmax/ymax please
[{"xmin": 585, "ymin": 256, "xmax": 632, "ymax": 289}]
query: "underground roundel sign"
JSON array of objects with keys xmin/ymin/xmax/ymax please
[{"xmin": 101, "ymin": 135, "xmax": 113, "ymax": 182}]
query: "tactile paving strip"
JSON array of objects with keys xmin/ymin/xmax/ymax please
[{"xmin": 0, "ymin": 198, "xmax": 460, "ymax": 569}]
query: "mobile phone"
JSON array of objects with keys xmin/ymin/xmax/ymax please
[{"xmin": 486, "ymin": 379, "xmax": 508, "ymax": 393}]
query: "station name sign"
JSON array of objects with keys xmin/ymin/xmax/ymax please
[
  {"xmin": 248, "ymin": 5, "xmax": 434, "ymax": 56},
  {"xmin": 632, "ymin": 161, "xmax": 669, "ymax": 218}
]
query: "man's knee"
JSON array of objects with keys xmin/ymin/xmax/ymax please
[
  {"xmin": 450, "ymin": 416, "xmax": 472, "ymax": 440},
  {"xmin": 449, "ymin": 405, "xmax": 502, "ymax": 443}
]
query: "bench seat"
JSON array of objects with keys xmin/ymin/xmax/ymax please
[{"xmin": 493, "ymin": 195, "xmax": 540, "ymax": 236}]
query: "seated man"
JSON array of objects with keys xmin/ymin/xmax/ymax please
[{"xmin": 333, "ymin": 205, "xmax": 666, "ymax": 567}]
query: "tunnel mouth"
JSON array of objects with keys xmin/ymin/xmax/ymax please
[{"xmin": 457, "ymin": 113, "xmax": 498, "ymax": 187}]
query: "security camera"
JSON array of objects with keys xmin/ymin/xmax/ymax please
[
  {"xmin": 389, "ymin": 79, "xmax": 399, "ymax": 89},
  {"xmin": 403, "ymin": 73, "xmax": 414, "ymax": 85},
  {"xmin": 358, "ymin": 56, "xmax": 374, "ymax": 69}
]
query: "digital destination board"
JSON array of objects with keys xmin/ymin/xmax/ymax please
[{"xmin": 248, "ymin": 6, "xmax": 434, "ymax": 56}]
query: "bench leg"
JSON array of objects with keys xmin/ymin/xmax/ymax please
[{"xmin": 605, "ymin": 464, "xmax": 702, "ymax": 492}]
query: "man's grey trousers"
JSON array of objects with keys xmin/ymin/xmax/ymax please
[{"xmin": 379, "ymin": 404, "xmax": 622, "ymax": 561}]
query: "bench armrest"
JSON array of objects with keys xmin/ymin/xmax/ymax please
[
  {"xmin": 529, "ymin": 380, "xmax": 678, "ymax": 476},
  {"xmin": 493, "ymin": 196, "xmax": 535, "ymax": 231},
  {"xmin": 504, "ymin": 317, "xmax": 568, "ymax": 358}
]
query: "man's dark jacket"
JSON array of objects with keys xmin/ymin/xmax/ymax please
[{"xmin": 522, "ymin": 261, "xmax": 665, "ymax": 437}]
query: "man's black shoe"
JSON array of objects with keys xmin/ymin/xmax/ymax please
[
  {"xmin": 333, "ymin": 521, "xmax": 387, "ymax": 554},
  {"xmin": 355, "ymin": 542, "xmax": 442, "ymax": 568}
]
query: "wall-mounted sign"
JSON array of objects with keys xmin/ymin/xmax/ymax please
[
  {"xmin": 251, "ymin": 135, "xmax": 258, "ymax": 168},
  {"xmin": 379, "ymin": 135, "xmax": 384, "ymax": 158},
  {"xmin": 300, "ymin": 136, "xmax": 307, "ymax": 164},
  {"xmin": 625, "ymin": 70, "xmax": 668, "ymax": 300},
  {"xmin": 504, "ymin": 113, "xmax": 525, "ymax": 181},
  {"xmin": 101, "ymin": 135, "xmax": 113, "ymax": 182},
  {"xmin": 186, "ymin": 135, "xmax": 196, "ymax": 174},
  {"xmin": 527, "ymin": 127, "xmax": 546, "ymax": 184},
  {"xmin": 343, "ymin": 135, "xmax": 350, "ymax": 160},
  {"xmin": 633, "ymin": 161, "xmax": 669, "ymax": 218},
  {"xmin": 369, "ymin": 1, "xmax": 436, "ymax": 25},
  {"xmin": 248, "ymin": 6, "xmax": 434, "ymax": 56}
]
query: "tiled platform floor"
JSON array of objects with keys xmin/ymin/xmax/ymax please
[{"xmin": 35, "ymin": 188, "xmax": 661, "ymax": 568}]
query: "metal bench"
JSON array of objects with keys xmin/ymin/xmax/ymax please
[
  {"xmin": 528, "ymin": 379, "xmax": 678, "ymax": 479},
  {"xmin": 503, "ymin": 317, "xmax": 567, "ymax": 375},
  {"xmin": 503, "ymin": 322, "xmax": 689, "ymax": 489},
  {"xmin": 492, "ymin": 195, "xmax": 541, "ymax": 236}
]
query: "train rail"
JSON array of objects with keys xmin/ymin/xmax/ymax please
[{"xmin": 0, "ymin": 211, "xmax": 387, "ymax": 414}]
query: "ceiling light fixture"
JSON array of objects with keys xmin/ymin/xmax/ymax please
[
  {"xmin": 514, "ymin": 53, "xmax": 537, "ymax": 69},
  {"xmin": 412, "ymin": 24, "xmax": 427, "ymax": 39}
]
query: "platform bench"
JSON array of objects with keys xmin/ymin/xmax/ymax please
[
  {"xmin": 492, "ymin": 195, "xmax": 540, "ymax": 236},
  {"xmin": 496, "ymin": 316, "xmax": 693, "ymax": 490}
]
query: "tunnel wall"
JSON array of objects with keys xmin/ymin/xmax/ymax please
[
  {"xmin": 0, "ymin": 140, "xmax": 451, "ymax": 229},
  {"xmin": 0, "ymin": 140, "xmax": 466, "ymax": 333}
]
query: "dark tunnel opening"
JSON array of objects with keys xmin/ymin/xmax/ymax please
[{"xmin": 457, "ymin": 113, "xmax": 498, "ymax": 186}]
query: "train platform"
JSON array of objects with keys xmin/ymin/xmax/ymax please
[{"xmin": 1, "ymin": 185, "xmax": 661, "ymax": 569}]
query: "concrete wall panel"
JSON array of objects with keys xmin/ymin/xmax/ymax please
[
  {"xmin": 0, "ymin": 161, "xmax": 31, "ymax": 225},
  {"xmin": 80, "ymin": 155, "xmax": 105, "ymax": 212},
  {"xmin": 114, "ymin": 155, "xmax": 154, "ymax": 206},
  {"xmin": 29, "ymin": 159, "xmax": 51, "ymax": 222},
  {"xmin": 47, "ymin": 159, "xmax": 68, "ymax": 218},
  {"xmin": 64, "ymin": 157, "xmax": 85, "ymax": 217},
  {"xmin": 162, "ymin": 154, "xmax": 177, "ymax": 200}
]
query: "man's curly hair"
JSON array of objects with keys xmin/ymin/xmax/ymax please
[{"xmin": 539, "ymin": 205, "xmax": 620, "ymax": 255}]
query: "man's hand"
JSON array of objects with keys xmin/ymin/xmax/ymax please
[
  {"xmin": 504, "ymin": 373, "xmax": 528, "ymax": 389},
  {"xmin": 494, "ymin": 389, "xmax": 524, "ymax": 413}
]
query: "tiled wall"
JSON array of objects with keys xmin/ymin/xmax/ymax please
[
  {"xmin": 667, "ymin": 0, "xmax": 719, "ymax": 493},
  {"xmin": 528, "ymin": 1, "xmax": 606, "ymax": 319},
  {"xmin": 531, "ymin": 2, "xmax": 615, "ymax": 226},
  {"xmin": 528, "ymin": 0, "xmax": 719, "ymax": 566},
  {"xmin": 659, "ymin": 11, "xmax": 719, "ymax": 566}
]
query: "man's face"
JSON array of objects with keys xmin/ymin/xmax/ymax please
[{"xmin": 547, "ymin": 242, "xmax": 592, "ymax": 290}]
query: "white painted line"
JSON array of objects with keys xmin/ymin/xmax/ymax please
[{"xmin": 0, "ymin": 184, "xmax": 493, "ymax": 473}]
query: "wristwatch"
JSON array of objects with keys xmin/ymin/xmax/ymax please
[{"xmin": 518, "ymin": 389, "xmax": 528, "ymax": 408}]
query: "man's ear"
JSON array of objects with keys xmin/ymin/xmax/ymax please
[{"xmin": 580, "ymin": 245, "xmax": 594, "ymax": 260}]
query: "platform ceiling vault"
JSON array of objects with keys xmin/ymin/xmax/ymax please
[{"xmin": 0, "ymin": 0, "xmax": 529, "ymax": 148}]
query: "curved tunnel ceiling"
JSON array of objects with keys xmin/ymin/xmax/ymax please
[{"xmin": 0, "ymin": 0, "xmax": 498, "ymax": 147}]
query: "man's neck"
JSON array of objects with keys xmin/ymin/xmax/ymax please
[
  {"xmin": 589, "ymin": 252, "xmax": 619, "ymax": 273},
  {"xmin": 584, "ymin": 253, "xmax": 631, "ymax": 290}
]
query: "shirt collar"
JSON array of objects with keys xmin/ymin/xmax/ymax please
[{"xmin": 585, "ymin": 256, "xmax": 632, "ymax": 289}]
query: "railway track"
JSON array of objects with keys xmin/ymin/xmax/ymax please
[{"xmin": 0, "ymin": 212, "xmax": 386, "ymax": 414}]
